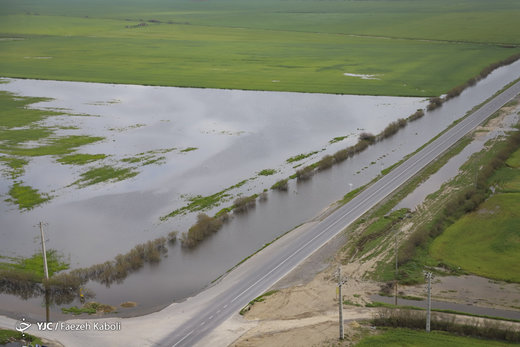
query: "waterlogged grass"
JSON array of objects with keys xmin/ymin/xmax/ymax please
[
  {"xmin": 57, "ymin": 153, "xmax": 107, "ymax": 165},
  {"xmin": 6, "ymin": 182, "xmax": 50, "ymax": 210},
  {"xmin": 258, "ymin": 168, "xmax": 277, "ymax": 176},
  {"xmin": 2, "ymin": 135, "xmax": 104, "ymax": 157},
  {"xmin": 161, "ymin": 179, "xmax": 249, "ymax": 220},
  {"xmin": 122, "ymin": 154, "xmax": 165, "ymax": 165},
  {"xmin": 430, "ymin": 193, "xmax": 520, "ymax": 282},
  {"xmin": 286, "ymin": 151, "xmax": 319, "ymax": 164},
  {"xmin": 357, "ymin": 328, "xmax": 514, "ymax": 347},
  {"xmin": 0, "ymin": 157, "xmax": 27, "ymax": 178},
  {"xmin": 0, "ymin": 250, "xmax": 69, "ymax": 278},
  {"xmin": 62, "ymin": 302, "xmax": 116, "ymax": 315},
  {"xmin": 180, "ymin": 147, "xmax": 198, "ymax": 153},
  {"xmin": 329, "ymin": 135, "xmax": 349, "ymax": 144},
  {"xmin": 121, "ymin": 148, "xmax": 176, "ymax": 166},
  {"xmin": 74, "ymin": 165, "xmax": 138, "ymax": 187},
  {"xmin": 0, "ymin": 91, "xmax": 59, "ymax": 128},
  {"xmin": 0, "ymin": 91, "xmax": 117, "ymax": 209}
]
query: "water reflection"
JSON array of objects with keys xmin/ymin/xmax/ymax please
[{"xmin": 1, "ymin": 58, "xmax": 520, "ymax": 319}]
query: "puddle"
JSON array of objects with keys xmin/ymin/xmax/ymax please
[{"xmin": 344, "ymin": 73, "xmax": 381, "ymax": 80}]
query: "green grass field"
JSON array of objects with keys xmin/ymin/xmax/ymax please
[
  {"xmin": 1, "ymin": 0, "xmax": 519, "ymax": 96},
  {"xmin": 430, "ymin": 147, "xmax": 520, "ymax": 282},
  {"xmin": 357, "ymin": 328, "xmax": 514, "ymax": 347}
]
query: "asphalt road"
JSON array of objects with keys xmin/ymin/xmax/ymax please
[{"xmin": 160, "ymin": 80, "xmax": 520, "ymax": 347}]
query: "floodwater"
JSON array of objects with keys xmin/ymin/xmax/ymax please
[{"xmin": 1, "ymin": 59, "xmax": 520, "ymax": 320}]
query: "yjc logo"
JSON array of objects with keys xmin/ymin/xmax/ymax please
[{"xmin": 15, "ymin": 318, "xmax": 32, "ymax": 334}]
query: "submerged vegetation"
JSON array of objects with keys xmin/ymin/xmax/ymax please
[
  {"xmin": 271, "ymin": 178, "xmax": 288, "ymax": 191},
  {"xmin": 161, "ymin": 179, "xmax": 249, "ymax": 220},
  {"xmin": 74, "ymin": 165, "xmax": 138, "ymax": 187},
  {"xmin": 286, "ymin": 151, "xmax": 320, "ymax": 164},
  {"xmin": 258, "ymin": 168, "xmax": 277, "ymax": 176},
  {"xmin": 0, "ymin": 236, "xmax": 174, "ymax": 306},
  {"xmin": 180, "ymin": 213, "xmax": 226, "ymax": 248},
  {"xmin": 0, "ymin": 91, "xmax": 108, "ymax": 209},
  {"xmin": 57, "ymin": 153, "xmax": 107, "ymax": 165},
  {"xmin": 6, "ymin": 182, "xmax": 51, "ymax": 210},
  {"xmin": 62, "ymin": 301, "xmax": 116, "ymax": 315}
]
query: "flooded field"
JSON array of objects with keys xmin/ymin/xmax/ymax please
[{"xmin": 1, "ymin": 58, "xmax": 520, "ymax": 320}]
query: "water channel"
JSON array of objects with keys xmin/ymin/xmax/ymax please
[{"xmin": 1, "ymin": 59, "xmax": 520, "ymax": 321}]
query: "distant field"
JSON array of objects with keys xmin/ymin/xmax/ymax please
[
  {"xmin": 357, "ymin": 328, "xmax": 513, "ymax": 347},
  {"xmin": 430, "ymin": 149, "xmax": 520, "ymax": 282},
  {"xmin": 1, "ymin": 0, "xmax": 519, "ymax": 95}
]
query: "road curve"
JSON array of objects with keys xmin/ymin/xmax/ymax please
[{"xmin": 160, "ymin": 80, "xmax": 520, "ymax": 347}]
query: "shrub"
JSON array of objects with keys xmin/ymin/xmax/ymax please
[
  {"xmin": 296, "ymin": 165, "xmax": 314, "ymax": 181},
  {"xmin": 373, "ymin": 308, "xmax": 520, "ymax": 343},
  {"xmin": 181, "ymin": 213, "xmax": 223, "ymax": 248},
  {"xmin": 271, "ymin": 178, "xmax": 288, "ymax": 191},
  {"xmin": 167, "ymin": 231, "xmax": 178, "ymax": 244},
  {"xmin": 379, "ymin": 119, "xmax": 407, "ymax": 140},
  {"xmin": 359, "ymin": 132, "xmax": 376, "ymax": 144},
  {"xmin": 333, "ymin": 148, "xmax": 350, "ymax": 163},
  {"xmin": 258, "ymin": 191, "xmax": 268, "ymax": 202},
  {"xmin": 233, "ymin": 195, "xmax": 257, "ymax": 213},
  {"xmin": 427, "ymin": 96, "xmax": 444, "ymax": 111},
  {"xmin": 317, "ymin": 155, "xmax": 335, "ymax": 171},
  {"xmin": 408, "ymin": 109, "xmax": 425, "ymax": 121}
]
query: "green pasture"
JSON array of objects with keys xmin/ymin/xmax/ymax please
[
  {"xmin": 357, "ymin": 328, "xmax": 514, "ymax": 347},
  {"xmin": 430, "ymin": 143, "xmax": 520, "ymax": 283},
  {"xmin": 506, "ymin": 148, "xmax": 520, "ymax": 168},
  {"xmin": 1, "ymin": 0, "xmax": 520, "ymax": 95},
  {"xmin": 430, "ymin": 193, "xmax": 520, "ymax": 282}
]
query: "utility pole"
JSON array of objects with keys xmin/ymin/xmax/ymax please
[
  {"xmin": 337, "ymin": 267, "xmax": 347, "ymax": 340},
  {"xmin": 425, "ymin": 271, "xmax": 433, "ymax": 332},
  {"xmin": 39, "ymin": 222, "xmax": 49, "ymax": 280},
  {"xmin": 394, "ymin": 230, "xmax": 398, "ymax": 306}
]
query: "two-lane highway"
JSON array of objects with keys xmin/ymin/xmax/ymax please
[{"xmin": 160, "ymin": 80, "xmax": 520, "ymax": 346}]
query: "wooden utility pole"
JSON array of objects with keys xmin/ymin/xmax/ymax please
[
  {"xmin": 425, "ymin": 272, "xmax": 433, "ymax": 332},
  {"xmin": 394, "ymin": 231, "xmax": 398, "ymax": 306},
  {"xmin": 337, "ymin": 267, "xmax": 347, "ymax": 340},
  {"xmin": 39, "ymin": 222, "xmax": 49, "ymax": 280}
]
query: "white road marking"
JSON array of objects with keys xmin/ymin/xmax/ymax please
[{"xmin": 172, "ymin": 329, "xmax": 194, "ymax": 347}]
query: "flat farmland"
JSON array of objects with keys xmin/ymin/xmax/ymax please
[{"xmin": 1, "ymin": 0, "xmax": 519, "ymax": 96}]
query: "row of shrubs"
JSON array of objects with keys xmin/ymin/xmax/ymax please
[
  {"xmin": 273, "ymin": 50, "xmax": 519, "ymax": 191},
  {"xmin": 273, "ymin": 116, "xmax": 412, "ymax": 189},
  {"xmin": 179, "ymin": 53, "xmax": 520, "ymax": 247},
  {"xmin": 427, "ymin": 53, "xmax": 520, "ymax": 111},
  {"xmin": 397, "ymin": 130, "xmax": 520, "ymax": 280},
  {"xmin": 0, "ymin": 235, "xmax": 177, "ymax": 304},
  {"xmin": 373, "ymin": 308, "xmax": 520, "ymax": 343},
  {"xmin": 179, "ymin": 192, "xmax": 265, "ymax": 248}
]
